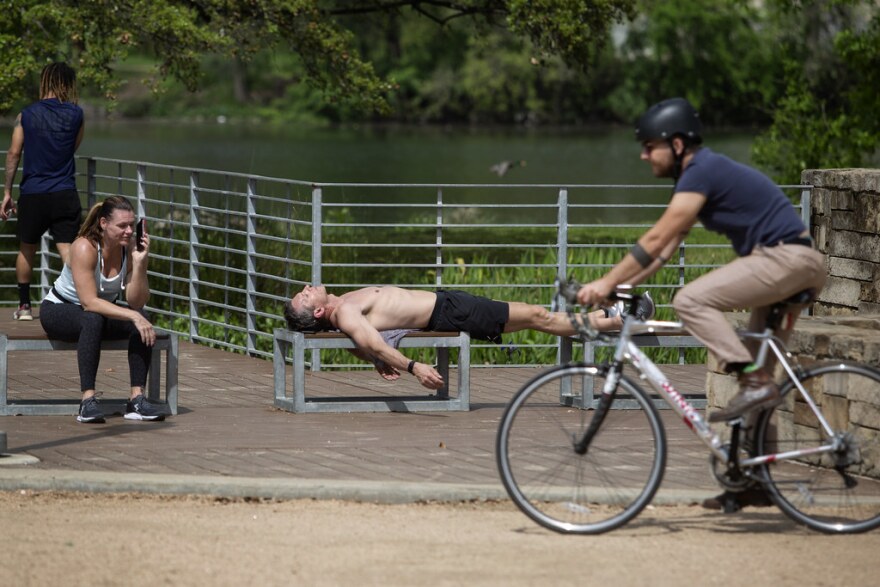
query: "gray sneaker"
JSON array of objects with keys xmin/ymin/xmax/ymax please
[
  {"xmin": 606, "ymin": 292, "xmax": 656, "ymax": 321},
  {"xmin": 124, "ymin": 394, "xmax": 167, "ymax": 421},
  {"xmin": 77, "ymin": 396, "xmax": 105, "ymax": 423}
]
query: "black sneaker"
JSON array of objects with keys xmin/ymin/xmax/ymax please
[
  {"xmin": 124, "ymin": 394, "xmax": 167, "ymax": 421},
  {"xmin": 77, "ymin": 396, "xmax": 105, "ymax": 423}
]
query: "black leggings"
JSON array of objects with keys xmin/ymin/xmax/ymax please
[{"xmin": 40, "ymin": 301, "xmax": 152, "ymax": 392}]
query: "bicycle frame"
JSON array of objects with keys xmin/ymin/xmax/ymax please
[{"xmin": 603, "ymin": 315, "xmax": 842, "ymax": 469}]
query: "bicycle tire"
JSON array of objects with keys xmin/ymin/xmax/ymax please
[
  {"xmin": 755, "ymin": 363, "xmax": 880, "ymax": 533},
  {"xmin": 496, "ymin": 363, "xmax": 666, "ymax": 534}
]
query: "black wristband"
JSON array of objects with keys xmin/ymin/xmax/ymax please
[{"xmin": 407, "ymin": 360, "xmax": 416, "ymax": 374}]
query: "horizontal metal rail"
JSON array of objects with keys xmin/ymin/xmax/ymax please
[{"xmin": 0, "ymin": 154, "xmax": 812, "ymax": 369}]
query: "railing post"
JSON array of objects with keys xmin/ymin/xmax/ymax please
[
  {"xmin": 39, "ymin": 233, "xmax": 51, "ymax": 298},
  {"xmin": 136, "ymin": 164, "xmax": 147, "ymax": 218},
  {"xmin": 246, "ymin": 178, "xmax": 258, "ymax": 355},
  {"xmin": 86, "ymin": 157, "xmax": 97, "ymax": 208},
  {"xmin": 310, "ymin": 186, "xmax": 322, "ymax": 371},
  {"xmin": 189, "ymin": 171, "xmax": 201, "ymax": 343},
  {"xmin": 436, "ymin": 187, "xmax": 443, "ymax": 289},
  {"xmin": 800, "ymin": 187, "xmax": 812, "ymax": 234},
  {"xmin": 556, "ymin": 188, "xmax": 569, "ymax": 365}
]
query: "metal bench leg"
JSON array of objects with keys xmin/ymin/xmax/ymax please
[
  {"xmin": 0, "ymin": 335, "xmax": 8, "ymax": 414},
  {"xmin": 292, "ymin": 332, "xmax": 307, "ymax": 413},
  {"xmin": 167, "ymin": 335, "xmax": 179, "ymax": 415},
  {"xmin": 458, "ymin": 333, "xmax": 470, "ymax": 410},
  {"xmin": 147, "ymin": 344, "xmax": 162, "ymax": 402},
  {"xmin": 436, "ymin": 347, "xmax": 450, "ymax": 399}
]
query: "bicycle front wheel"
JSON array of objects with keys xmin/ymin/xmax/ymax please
[
  {"xmin": 496, "ymin": 363, "xmax": 666, "ymax": 534},
  {"xmin": 755, "ymin": 363, "xmax": 880, "ymax": 533}
]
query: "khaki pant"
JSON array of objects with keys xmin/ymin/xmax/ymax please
[{"xmin": 673, "ymin": 243, "xmax": 827, "ymax": 371}]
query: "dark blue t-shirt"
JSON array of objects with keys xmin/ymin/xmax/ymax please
[
  {"xmin": 675, "ymin": 148, "xmax": 806, "ymax": 256},
  {"xmin": 20, "ymin": 98, "xmax": 83, "ymax": 195}
]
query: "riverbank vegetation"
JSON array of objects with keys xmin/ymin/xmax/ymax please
[{"xmin": 1, "ymin": 1, "xmax": 878, "ymax": 183}]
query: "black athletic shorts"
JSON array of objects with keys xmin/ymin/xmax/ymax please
[
  {"xmin": 427, "ymin": 290, "xmax": 509, "ymax": 343},
  {"xmin": 16, "ymin": 189, "xmax": 82, "ymax": 244}
]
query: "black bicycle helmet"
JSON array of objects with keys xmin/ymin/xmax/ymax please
[{"xmin": 634, "ymin": 97, "xmax": 702, "ymax": 143}]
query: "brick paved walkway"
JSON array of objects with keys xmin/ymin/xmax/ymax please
[{"xmin": 0, "ymin": 315, "xmax": 722, "ymax": 502}]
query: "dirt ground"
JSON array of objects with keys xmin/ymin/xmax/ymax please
[{"xmin": 1, "ymin": 490, "xmax": 876, "ymax": 587}]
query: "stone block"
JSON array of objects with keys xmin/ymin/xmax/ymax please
[
  {"xmin": 829, "ymin": 231, "xmax": 880, "ymax": 263},
  {"xmin": 706, "ymin": 372, "xmax": 738, "ymax": 410},
  {"xmin": 793, "ymin": 398, "xmax": 821, "ymax": 429},
  {"xmin": 851, "ymin": 400, "xmax": 880, "ymax": 430},
  {"xmin": 829, "ymin": 257, "xmax": 875, "ymax": 281},
  {"xmin": 848, "ymin": 369, "xmax": 880, "ymax": 405},
  {"xmin": 823, "ymin": 394, "xmax": 850, "ymax": 430},
  {"xmin": 859, "ymin": 302, "xmax": 880, "ymax": 314},
  {"xmin": 831, "ymin": 190, "xmax": 855, "ymax": 210},
  {"xmin": 831, "ymin": 211, "xmax": 857, "ymax": 231},
  {"xmin": 817, "ymin": 276, "xmax": 861, "ymax": 307},
  {"xmin": 862, "ymin": 279, "xmax": 880, "ymax": 304},
  {"xmin": 829, "ymin": 335, "xmax": 865, "ymax": 362},
  {"xmin": 811, "ymin": 188, "xmax": 832, "ymax": 215}
]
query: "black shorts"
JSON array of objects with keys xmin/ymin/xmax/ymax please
[
  {"xmin": 16, "ymin": 190, "xmax": 82, "ymax": 244},
  {"xmin": 427, "ymin": 290, "xmax": 509, "ymax": 343}
]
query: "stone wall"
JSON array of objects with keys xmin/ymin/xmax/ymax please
[
  {"xmin": 706, "ymin": 168, "xmax": 880, "ymax": 419},
  {"xmin": 804, "ymin": 168, "xmax": 880, "ymax": 315}
]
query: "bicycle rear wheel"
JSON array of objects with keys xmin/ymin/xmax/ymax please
[
  {"xmin": 496, "ymin": 363, "xmax": 666, "ymax": 534},
  {"xmin": 755, "ymin": 363, "xmax": 880, "ymax": 533}
]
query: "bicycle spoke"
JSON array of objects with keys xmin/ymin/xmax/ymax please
[
  {"xmin": 757, "ymin": 364, "xmax": 880, "ymax": 533},
  {"xmin": 497, "ymin": 365, "xmax": 666, "ymax": 534}
]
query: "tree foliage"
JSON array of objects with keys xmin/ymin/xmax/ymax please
[
  {"xmin": 752, "ymin": 0, "xmax": 880, "ymax": 183},
  {"xmin": 1, "ymin": 0, "xmax": 878, "ymax": 183},
  {"xmin": 0, "ymin": 0, "xmax": 633, "ymax": 114}
]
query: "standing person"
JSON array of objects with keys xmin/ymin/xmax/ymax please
[
  {"xmin": 39, "ymin": 196, "xmax": 166, "ymax": 423},
  {"xmin": 2, "ymin": 62, "xmax": 85, "ymax": 321}
]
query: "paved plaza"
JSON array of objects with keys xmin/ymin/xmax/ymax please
[{"xmin": 0, "ymin": 313, "xmax": 721, "ymax": 504}]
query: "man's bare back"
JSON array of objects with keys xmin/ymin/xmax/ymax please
[{"xmin": 337, "ymin": 286, "xmax": 437, "ymax": 331}]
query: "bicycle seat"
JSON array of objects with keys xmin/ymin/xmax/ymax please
[
  {"xmin": 778, "ymin": 288, "xmax": 816, "ymax": 306},
  {"xmin": 765, "ymin": 289, "xmax": 816, "ymax": 331}
]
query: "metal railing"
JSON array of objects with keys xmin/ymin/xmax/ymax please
[{"xmin": 0, "ymin": 155, "xmax": 812, "ymax": 368}]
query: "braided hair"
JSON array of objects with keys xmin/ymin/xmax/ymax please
[{"xmin": 39, "ymin": 62, "xmax": 78, "ymax": 104}]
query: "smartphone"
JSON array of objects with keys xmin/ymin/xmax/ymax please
[{"xmin": 135, "ymin": 218, "xmax": 146, "ymax": 251}]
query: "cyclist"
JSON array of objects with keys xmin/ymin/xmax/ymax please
[{"xmin": 576, "ymin": 98, "xmax": 827, "ymax": 501}]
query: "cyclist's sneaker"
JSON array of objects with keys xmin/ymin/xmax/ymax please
[
  {"xmin": 13, "ymin": 303, "xmax": 33, "ymax": 321},
  {"xmin": 606, "ymin": 292, "xmax": 655, "ymax": 321},
  {"xmin": 635, "ymin": 291, "xmax": 655, "ymax": 321},
  {"xmin": 702, "ymin": 488, "xmax": 772, "ymax": 512},
  {"xmin": 77, "ymin": 396, "xmax": 105, "ymax": 424},
  {"xmin": 708, "ymin": 369, "xmax": 782, "ymax": 422},
  {"xmin": 124, "ymin": 394, "xmax": 167, "ymax": 421}
]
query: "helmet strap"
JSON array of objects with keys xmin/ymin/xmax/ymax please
[{"xmin": 668, "ymin": 137, "xmax": 687, "ymax": 183}]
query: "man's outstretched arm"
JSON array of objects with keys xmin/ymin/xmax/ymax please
[{"xmin": 335, "ymin": 307, "xmax": 444, "ymax": 390}]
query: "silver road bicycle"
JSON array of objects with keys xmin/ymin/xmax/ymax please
[{"xmin": 496, "ymin": 279, "xmax": 880, "ymax": 534}]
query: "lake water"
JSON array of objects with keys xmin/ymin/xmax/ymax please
[{"xmin": 72, "ymin": 121, "xmax": 755, "ymax": 186}]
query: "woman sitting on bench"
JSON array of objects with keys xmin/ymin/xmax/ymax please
[{"xmin": 39, "ymin": 196, "xmax": 166, "ymax": 423}]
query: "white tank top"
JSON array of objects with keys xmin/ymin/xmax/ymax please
[{"xmin": 44, "ymin": 243, "xmax": 127, "ymax": 305}]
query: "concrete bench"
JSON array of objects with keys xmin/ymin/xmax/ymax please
[
  {"xmin": 273, "ymin": 328, "xmax": 470, "ymax": 413},
  {"xmin": 559, "ymin": 330, "xmax": 705, "ymax": 410},
  {"xmin": 0, "ymin": 330, "xmax": 179, "ymax": 416}
]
